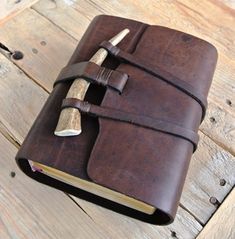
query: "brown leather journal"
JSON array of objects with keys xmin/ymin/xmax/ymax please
[{"xmin": 16, "ymin": 15, "xmax": 217, "ymax": 225}]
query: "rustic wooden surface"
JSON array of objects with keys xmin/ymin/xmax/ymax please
[
  {"xmin": 0, "ymin": 0, "xmax": 38, "ymax": 24},
  {"xmin": 0, "ymin": 1, "xmax": 234, "ymax": 238},
  {"xmin": 197, "ymin": 188, "xmax": 235, "ymax": 239}
]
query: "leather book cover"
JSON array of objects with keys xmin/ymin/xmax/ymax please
[{"xmin": 15, "ymin": 15, "xmax": 217, "ymax": 225}]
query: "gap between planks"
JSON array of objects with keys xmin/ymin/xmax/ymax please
[
  {"xmin": 196, "ymin": 187, "xmax": 235, "ymax": 239},
  {"xmin": 30, "ymin": 7, "xmax": 79, "ymax": 42}
]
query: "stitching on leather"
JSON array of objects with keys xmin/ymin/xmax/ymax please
[
  {"xmin": 103, "ymin": 69, "xmax": 113, "ymax": 84},
  {"xmin": 96, "ymin": 67, "xmax": 105, "ymax": 84}
]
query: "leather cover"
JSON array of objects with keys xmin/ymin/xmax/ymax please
[{"xmin": 15, "ymin": 15, "xmax": 217, "ymax": 225}]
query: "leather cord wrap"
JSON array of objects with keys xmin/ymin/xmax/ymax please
[
  {"xmin": 54, "ymin": 61, "xmax": 128, "ymax": 93},
  {"xmin": 100, "ymin": 41, "xmax": 207, "ymax": 122},
  {"xmin": 62, "ymin": 98, "xmax": 199, "ymax": 152}
]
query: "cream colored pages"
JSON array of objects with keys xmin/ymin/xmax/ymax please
[{"xmin": 30, "ymin": 161, "xmax": 156, "ymax": 215}]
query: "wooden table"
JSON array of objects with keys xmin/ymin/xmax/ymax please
[{"xmin": 0, "ymin": 1, "xmax": 234, "ymax": 238}]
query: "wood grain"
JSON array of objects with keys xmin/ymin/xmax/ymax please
[
  {"xmin": 183, "ymin": 132, "xmax": 235, "ymax": 224},
  {"xmin": 71, "ymin": 198, "xmax": 202, "ymax": 239},
  {"xmin": 33, "ymin": 0, "xmax": 100, "ymax": 39},
  {"xmin": 0, "ymin": 0, "xmax": 38, "ymax": 24},
  {"xmin": 197, "ymin": 188, "xmax": 235, "ymax": 239},
  {"xmin": 33, "ymin": 0, "xmax": 235, "ymax": 61},
  {"xmin": 200, "ymin": 101, "xmax": 235, "ymax": 154},
  {"xmin": 0, "ymin": 53, "xmax": 47, "ymax": 144},
  {"xmin": 0, "ymin": 132, "xmax": 109, "ymax": 239},
  {"xmin": 0, "ymin": 9, "xmax": 77, "ymax": 92}
]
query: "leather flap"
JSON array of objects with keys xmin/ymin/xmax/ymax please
[{"xmin": 86, "ymin": 25, "xmax": 217, "ymax": 217}]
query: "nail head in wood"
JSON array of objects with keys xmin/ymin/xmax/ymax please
[
  {"xmin": 219, "ymin": 179, "xmax": 226, "ymax": 186},
  {"xmin": 226, "ymin": 99, "xmax": 232, "ymax": 106},
  {"xmin": 12, "ymin": 51, "xmax": 24, "ymax": 60},
  {"xmin": 209, "ymin": 197, "xmax": 220, "ymax": 207},
  {"xmin": 10, "ymin": 171, "xmax": 16, "ymax": 178},
  {"xmin": 209, "ymin": 117, "xmax": 216, "ymax": 123}
]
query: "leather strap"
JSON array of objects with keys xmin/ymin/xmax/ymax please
[
  {"xmin": 100, "ymin": 41, "xmax": 207, "ymax": 122},
  {"xmin": 62, "ymin": 98, "xmax": 199, "ymax": 151},
  {"xmin": 54, "ymin": 61, "xmax": 128, "ymax": 93}
]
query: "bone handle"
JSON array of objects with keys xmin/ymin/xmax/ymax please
[{"xmin": 54, "ymin": 29, "xmax": 130, "ymax": 136}]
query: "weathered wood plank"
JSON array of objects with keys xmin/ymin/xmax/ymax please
[
  {"xmin": 33, "ymin": 0, "xmax": 93, "ymax": 39},
  {"xmin": 207, "ymin": 54, "xmax": 235, "ymax": 117},
  {"xmin": 200, "ymin": 101, "xmax": 235, "ymax": 154},
  {"xmin": 220, "ymin": 0, "xmax": 235, "ymax": 9},
  {"xmin": 72, "ymin": 198, "xmax": 202, "ymax": 239},
  {"xmin": 33, "ymin": 0, "xmax": 235, "ymax": 60},
  {"xmin": 0, "ymin": 53, "xmax": 48, "ymax": 144},
  {"xmin": 0, "ymin": 49, "xmax": 202, "ymax": 238},
  {"xmin": 197, "ymin": 188, "xmax": 235, "ymax": 239},
  {"xmin": 0, "ymin": 0, "xmax": 38, "ymax": 24},
  {"xmin": 0, "ymin": 132, "xmax": 109, "ymax": 239},
  {"xmin": 0, "ymin": 9, "xmax": 77, "ymax": 92},
  {"xmin": 0, "ymin": 7, "xmax": 234, "ymax": 226},
  {"xmin": 183, "ymin": 132, "xmax": 235, "ymax": 224}
]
